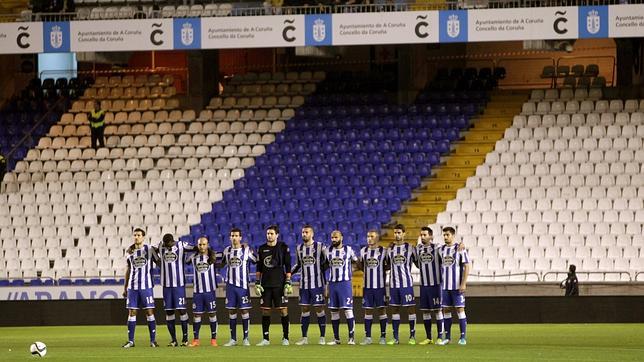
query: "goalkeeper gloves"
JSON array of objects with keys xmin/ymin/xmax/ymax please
[
  {"xmin": 255, "ymin": 283, "xmax": 264, "ymax": 296},
  {"xmin": 284, "ymin": 279, "xmax": 293, "ymax": 295}
]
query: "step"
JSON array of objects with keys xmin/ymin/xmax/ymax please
[
  {"xmin": 422, "ymin": 181, "xmax": 466, "ymax": 195},
  {"xmin": 404, "ymin": 202, "xmax": 446, "ymax": 214},
  {"xmin": 444, "ymin": 155, "xmax": 487, "ymax": 167},
  {"xmin": 461, "ymin": 130, "xmax": 505, "ymax": 142},
  {"xmin": 452, "ymin": 142, "xmax": 496, "ymax": 154},
  {"xmin": 413, "ymin": 190, "xmax": 457, "ymax": 202},
  {"xmin": 470, "ymin": 118, "xmax": 513, "ymax": 130},
  {"xmin": 433, "ymin": 167, "xmax": 477, "ymax": 180}
]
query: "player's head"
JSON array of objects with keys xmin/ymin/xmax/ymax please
[
  {"xmin": 420, "ymin": 226, "xmax": 433, "ymax": 244},
  {"xmin": 197, "ymin": 236, "xmax": 209, "ymax": 254},
  {"xmin": 133, "ymin": 228, "xmax": 145, "ymax": 246},
  {"xmin": 331, "ymin": 230, "xmax": 343, "ymax": 248},
  {"xmin": 93, "ymin": 100, "xmax": 100, "ymax": 110},
  {"xmin": 230, "ymin": 228, "xmax": 242, "ymax": 246},
  {"xmin": 266, "ymin": 224, "xmax": 279, "ymax": 244},
  {"xmin": 442, "ymin": 226, "xmax": 456, "ymax": 245},
  {"xmin": 393, "ymin": 224, "xmax": 406, "ymax": 243},
  {"xmin": 367, "ymin": 229, "xmax": 379, "ymax": 247},
  {"xmin": 301, "ymin": 224, "xmax": 314, "ymax": 243},
  {"xmin": 162, "ymin": 233, "xmax": 175, "ymax": 247}
]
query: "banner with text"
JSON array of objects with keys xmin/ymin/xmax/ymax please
[
  {"xmin": 0, "ymin": 22, "xmax": 43, "ymax": 54},
  {"xmin": 330, "ymin": 11, "xmax": 439, "ymax": 45},
  {"xmin": 0, "ymin": 5, "xmax": 643, "ymax": 54},
  {"xmin": 609, "ymin": 4, "xmax": 644, "ymax": 38},
  {"xmin": 201, "ymin": 15, "xmax": 305, "ymax": 49},
  {"xmin": 70, "ymin": 19, "xmax": 173, "ymax": 52},
  {"xmin": 468, "ymin": 6, "xmax": 579, "ymax": 42}
]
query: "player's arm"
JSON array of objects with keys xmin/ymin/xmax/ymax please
[
  {"xmin": 122, "ymin": 263, "xmax": 130, "ymax": 298},
  {"xmin": 291, "ymin": 248, "xmax": 302, "ymax": 274},
  {"xmin": 147, "ymin": 244, "xmax": 160, "ymax": 265},
  {"xmin": 457, "ymin": 241, "xmax": 466, "ymax": 251},
  {"xmin": 255, "ymin": 246, "xmax": 264, "ymax": 280},
  {"xmin": 383, "ymin": 247, "xmax": 392, "ymax": 271},
  {"xmin": 283, "ymin": 244, "xmax": 292, "ymax": 279},
  {"xmin": 356, "ymin": 250, "xmax": 364, "ymax": 271},
  {"xmin": 248, "ymin": 246, "xmax": 258, "ymax": 264},
  {"xmin": 208, "ymin": 248, "xmax": 220, "ymax": 267},
  {"xmin": 283, "ymin": 244, "xmax": 293, "ymax": 294},
  {"xmin": 254, "ymin": 246, "xmax": 264, "ymax": 296},
  {"xmin": 460, "ymin": 262, "xmax": 470, "ymax": 293},
  {"xmin": 320, "ymin": 245, "xmax": 330, "ymax": 272},
  {"xmin": 349, "ymin": 248, "xmax": 359, "ymax": 271},
  {"xmin": 183, "ymin": 241, "xmax": 197, "ymax": 252},
  {"xmin": 412, "ymin": 247, "xmax": 420, "ymax": 268}
]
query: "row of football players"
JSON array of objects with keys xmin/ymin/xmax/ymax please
[{"xmin": 120, "ymin": 223, "xmax": 470, "ymax": 348}]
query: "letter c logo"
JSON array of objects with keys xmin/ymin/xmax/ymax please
[
  {"xmin": 415, "ymin": 15, "xmax": 429, "ymax": 38},
  {"xmin": 283, "ymin": 19, "xmax": 295, "ymax": 42},
  {"xmin": 17, "ymin": 26, "xmax": 30, "ymax": 49},
  {"xmin": 150, "ymin": 23, "xmax": 164, "ymax": 46},
  {"xmin": 554, "ymin": 11, "xmax": 568, "ymax": 34}
]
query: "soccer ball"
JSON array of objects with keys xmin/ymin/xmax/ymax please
[{"xmin": 30, "ymin": 342, "xmax": 47, "ymax": 357}]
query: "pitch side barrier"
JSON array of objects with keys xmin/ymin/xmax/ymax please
[
  {"xmin": 1, "ymin": 296, "xmax": 644, "ymax": 325},
  {"xmin": 0, "ymin": 3, "xmax": 643, "ymax": 54}
]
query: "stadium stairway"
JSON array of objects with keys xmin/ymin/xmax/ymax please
[{"xmin": 380, "ymin": 91, "xmax": 527, "ymax": 244}]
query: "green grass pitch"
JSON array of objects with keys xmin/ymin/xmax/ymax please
[{"xmin": 1, "ymin": 324, "xmax": 642, "ymax": 361}]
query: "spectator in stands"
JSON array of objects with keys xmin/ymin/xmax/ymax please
[
  {"xmin": 0, "ymin": 153, "xmax": 6, "ymax": 184},
  {"xmin": 64, "ymin": 0, "xmax": 75, "ymax": 13},
  {"xmin": 88, "ymin": 100, "xmax": 106, "ymax": 149},
  {"xmin": 560, "ymin": 265, "xmax": 579, "ymax": 297}
]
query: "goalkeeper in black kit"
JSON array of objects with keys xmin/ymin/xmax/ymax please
[{"xmin": 255, "ymin": 225, "xmax": 293, "ymax": 346}]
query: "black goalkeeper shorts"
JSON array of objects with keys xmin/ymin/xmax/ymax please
[{"xmin": 261, "ymin": 286, "xmax": 287, "ymax": 309}]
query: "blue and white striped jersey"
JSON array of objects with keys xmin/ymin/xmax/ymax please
[
  {"xmin": 440, "ymin": 243, "xmax": 469, "ymax": 291},
  {"xmin": 359, "ymin": 246, "xmax": 387, "ymax": 289},
  {"xmin": 126, "ymin": 244, "xmax": 154, "ymax": 290},
  {"xmin": 157, "ymin": 241, "xmax": 193, "ymax": 288},
  {"xmin": 222, "ymin": 245, "xmax": 256, "ymax": 289},
  {"xmin": 328, "ymin": 245, "xmax": 358, "ymax": 282},
  {"xmin": 416, "ymin": 242, "xmax": 442, "ymax": 287},
  {"xmin": 293, "ymin": 241, "xmax": 327, "ymax": 289},
  {"xmin": 189, "ymin": 253, "xmax": 218, "ymax": 294},
  {"xmin": 388, "ymin": 243, "xmax": 416, "ymax": 289}
]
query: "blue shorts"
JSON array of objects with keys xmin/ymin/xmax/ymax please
[
  {"xmin": 126, "ymin": 288, "xmax": 155, "ymax": 310},
  {"xmin": 225, "ymin": 285, "xmax": 251, "ymax": 309},
  {"xmin": 163, "ymin": 286, "xmax": 187, "ymax": 310},
  {"xmin": 328, "ymin": 281, "xmax": 353, "ymax": 309},
  {"xmin": 419, "ymin": 285, "xmax": 442, "ymax": 310},
  {"xmin": 362, "ymin": 288, "xmax": 386, "ymax": 309},
  {"xmin": 389, "ymin": 286, "xmax": 415, "ymax": 306},
  {"xmin": 442, "ymin": 290, "xmax": 466, "ymax": 308},
  {"xmin": 299, "ymin": 287, "xmax": 325, "ymax": 306},
  {"xmin": 193, "ymin": 292, "xmax": 216, "ymax": 314}
]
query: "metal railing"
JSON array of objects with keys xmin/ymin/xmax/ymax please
[
  {"xmin": 472, "ymin": 271, "xmax": 543, "ymax": 281},
  {"xmin": 6, "ymin": 0, "xmax": 644, "ymax": 22},
  {"xmin": 543, "ymin": 271, "xmax": 633, "ymax": 282}
]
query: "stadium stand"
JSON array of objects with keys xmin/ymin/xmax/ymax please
[
  {"xmin": 435, "ymin": 86, "xmax": 644, "ymax": 283},
  {"xmin": 0, "ymin": 71, "xmax": 321, "ymax": 282},
  {"xmin": 182, "ymin": 71, "xmax": 479, "ymax": 263}
]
